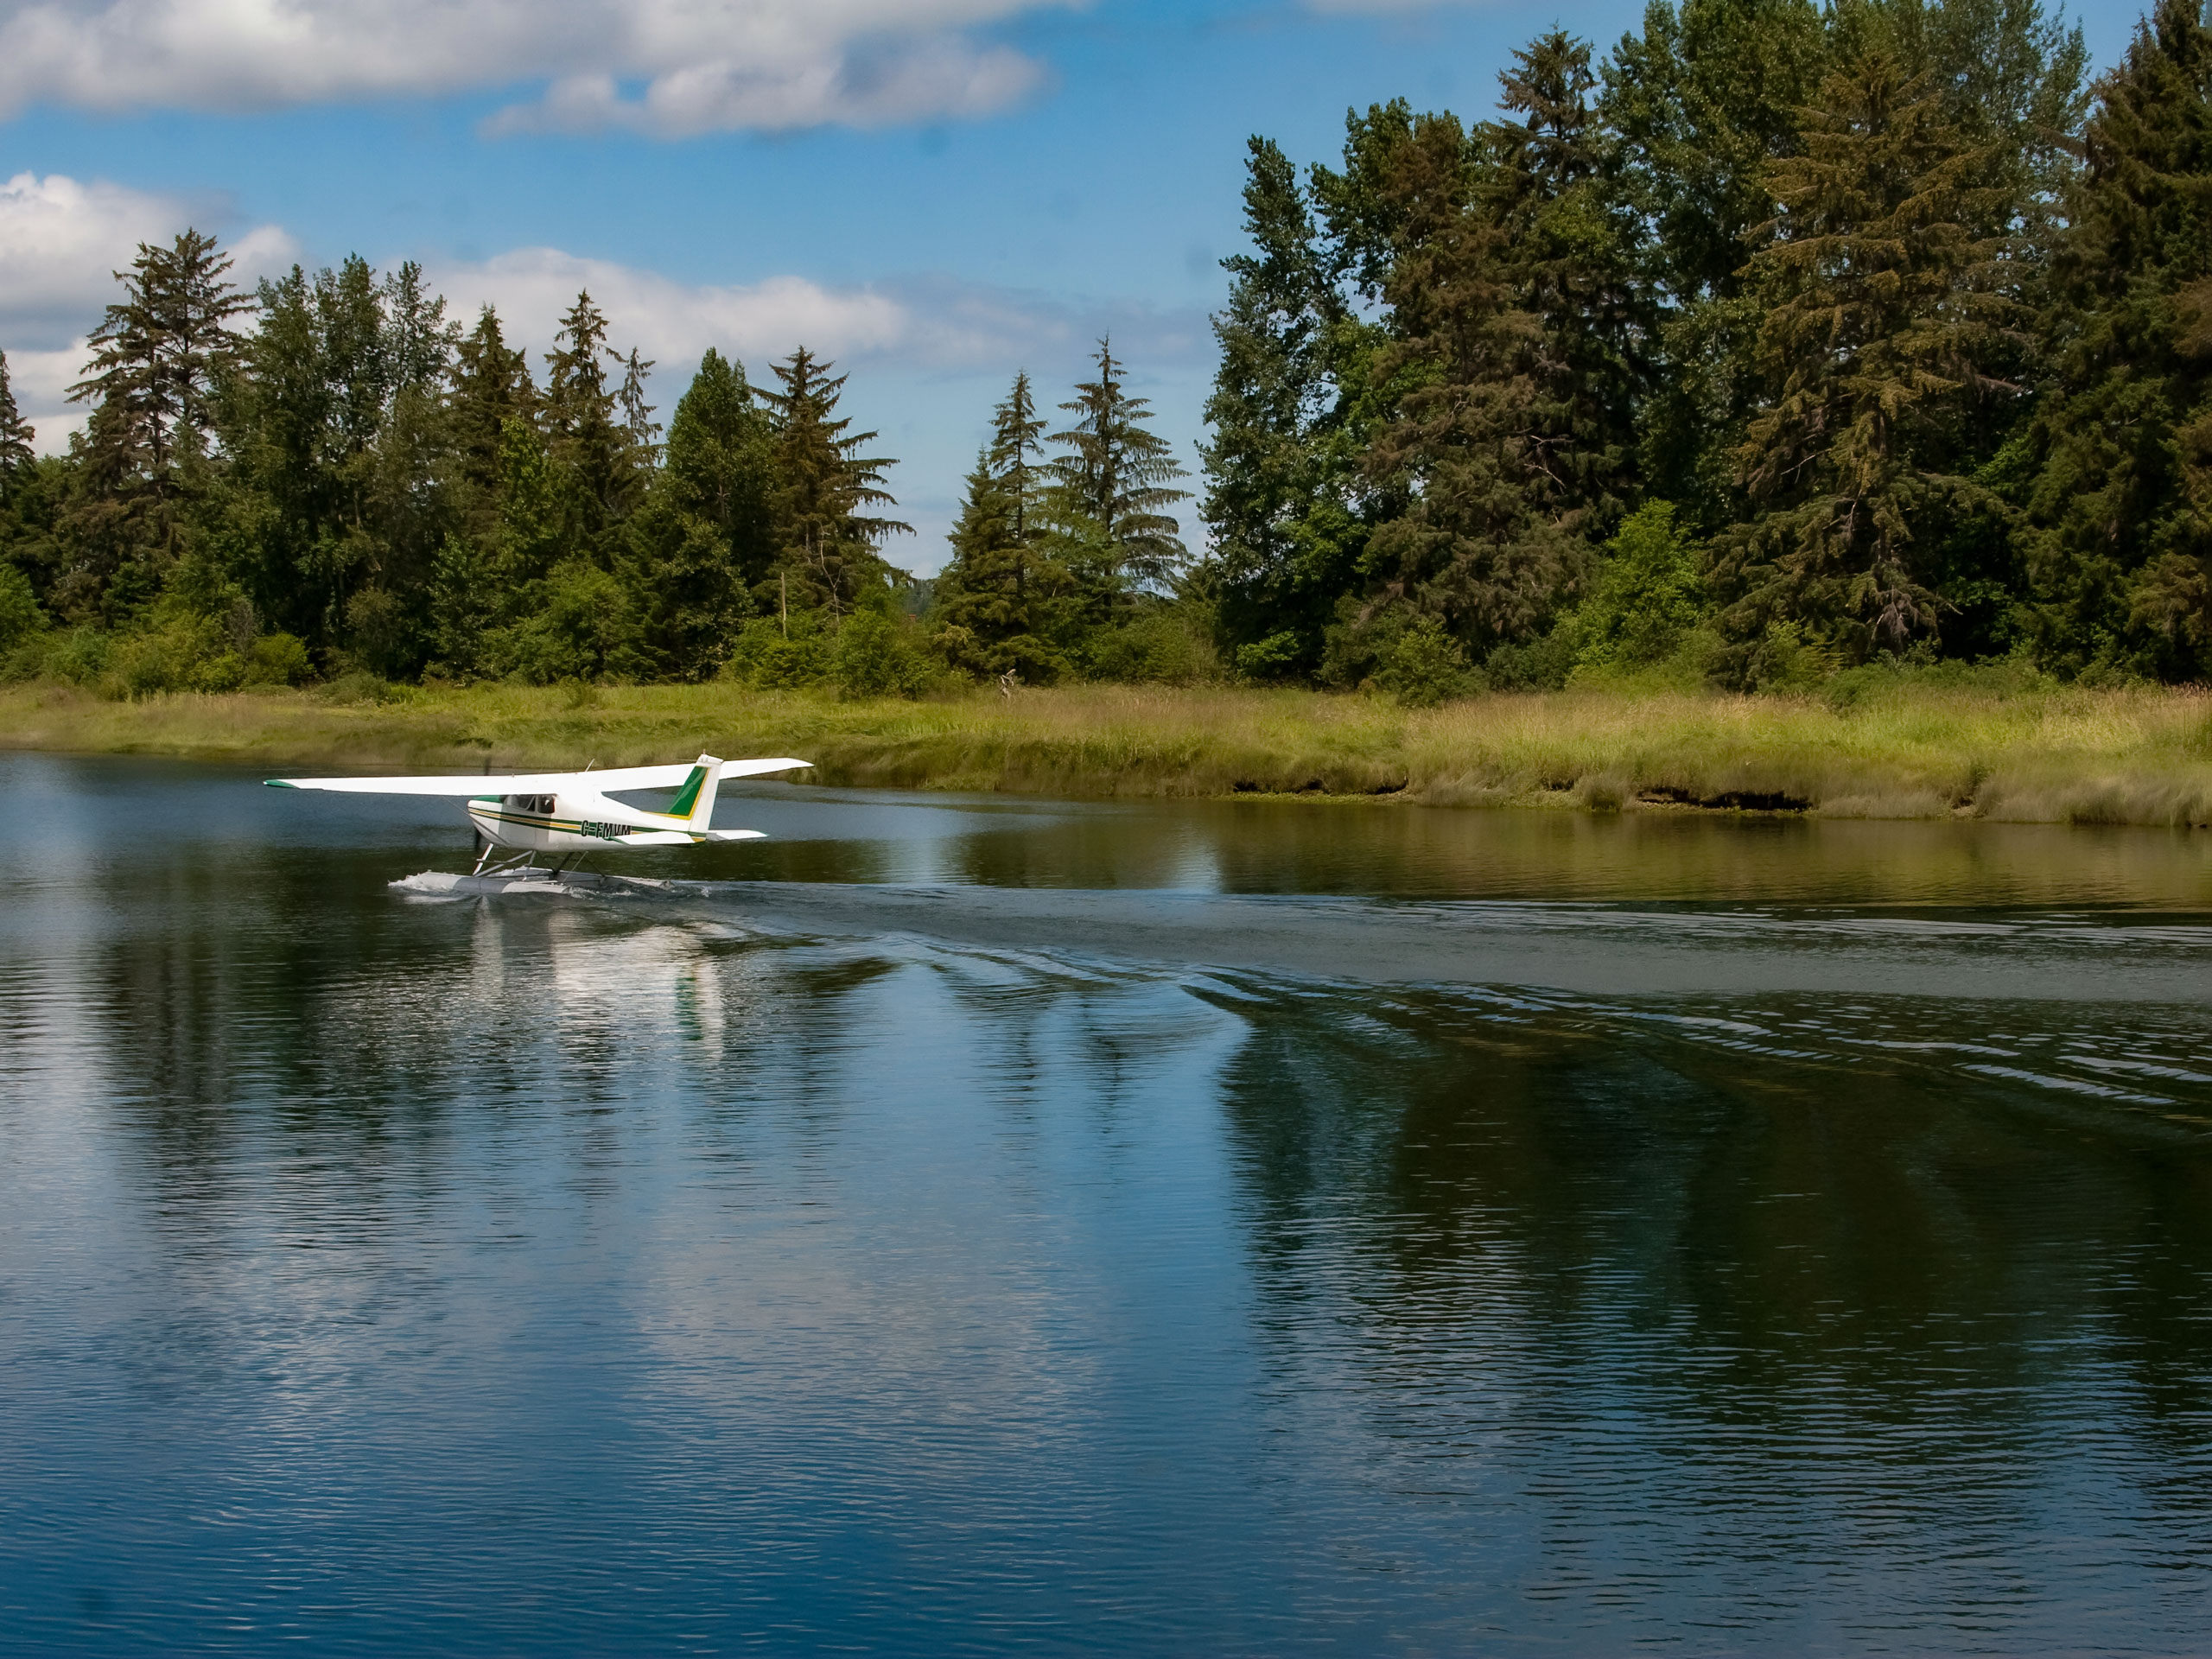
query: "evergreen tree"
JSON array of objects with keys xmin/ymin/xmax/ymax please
[
  {"xmin": 1309, "ymin": 99, "xmax": 1426, "ymax": 303},
  {"xmin": 69, "ymin": 230, "xmax": 249, "ymax": 478},
  {"xmin": 760, "ymin": 346, "xmax": 909, "ymax": 618},
  {"xmin": 359, "ymin": 264, "xmax": 458, "ymax": 674},
  {"xmin": 1602, "ymin": 0, "xmax": 1829, "ymax": 526},
  {"xmin": 451, "ymin": 306, "xmax": 537, "ymax": 517},
  {"xmin": 1710, "ymin": 45, "xmax": 2018, "ymax": 679},
  {"xmin": 316, "ymin": 255, "xmax": 392, "ymax": 474},
  {"xmin": 935, "ymin": 372, "xmax": 1073, "ymax": 680},
  {"xmin": 2024, "ymin": 0, "xmax": 2212, "ymax": 678},
  {"xmin": 219, "ymin": 254, "xmax": 453, "ymax": 658},
  {"xmin": 0, "ymin": 350, "xmax": 33, "ymax": 480},
  {"xmin": 1356, "ymin": 35, "xmax": 1651, "ymax": 664},
  {"xmin": 314, "ymin": 254, "xmax": 398, "ymax": 641},
  {"xmin": 1362, "ymin": 109, "xmax": 1586, "ymax": 655},
  {"xmin": 1478, "ymin": 29, "xmax": 1649, "ymax": 547},
  {"xmin": 222, "ymin": 263, "xmax": 333, "ymax": 639},
  {"xmin": 0, "ymin": 350, "xmax": 61, "ymax": 620},
  {"xmin": 1202, "ymin": 137, "xmax": 1363, "ymax": 678},
  {"xmin": 617, "ymin": 347, "xmax": 661, "ymax": 467},
  {"xmin": 382, "ymin": 262, "xmax": 454, "ymax": 392},
  {"xmin": 58, "ymin": 230, "xmax": 249, "ymax": 620},
  {"xmin": 988, "ymin": 368, "xmax": 1048, "ymax": 543},
  {"xmin": 493, "ymin": 414, "xmax": 564, "ymax": 591},
  {"xmin": 543, "ymin": 290, "xmax": 633, "ymax": 543},
  {"xmin": 1049, "ymin": 337, "xmax": 1191, "ymax": 594},
  {"xmin": 627, "ymin": 348, "xmax": 772, "ymax": 677},
  {"xmin": 1604, "ymin": 0, "xmax": 1827, "ymax": 312}
]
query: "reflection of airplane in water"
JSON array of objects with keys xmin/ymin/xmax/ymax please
[{"xmin": 269, "ymin": 753, "xmax": 810, "ymax": 893}]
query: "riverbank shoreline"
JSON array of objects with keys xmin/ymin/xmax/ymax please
[{"xmin": 4, "ymin": 678, "xmax": 2209, "ymax": 826}]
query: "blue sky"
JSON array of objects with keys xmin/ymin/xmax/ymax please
[{"xmin": 0, "ymin": 0, "xmax": 2133, "ymax": 569}]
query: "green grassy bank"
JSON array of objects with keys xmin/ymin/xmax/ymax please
[{"xmin": 3, "ymin": 676, "xmax": 2210, "ymax": 826}]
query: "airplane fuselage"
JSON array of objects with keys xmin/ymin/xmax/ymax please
[{"xmin": 467, "ymin": 791, "xmax": 722, "ymax": 851}]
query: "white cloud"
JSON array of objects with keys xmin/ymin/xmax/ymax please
[
  {"xmin": 0, "ymin": 171, "xmax": 294, "ymax": 452},
  {"xmin": 0, "ymin": 171, "xmax": 288, "ymax": 339},
  {"xmin": 431, "ymin": 247, "xmax": 1209, "ymax": 382},
  {"xmin": 0, "ymin": 0, "xmax": 1068, "ymax": 134},
  {"xmin": 1301, "ymin": 0, "xmax": 1503, "ymax": 10},
  {"xmin": 4, "ymin": 346, "xmax": 89, "ymax": 456},
  {"xmin": 432, "ymin": 249, "xmax": 910, "ymax": 373},
  {"xmin": 491, "ymin": 35, "xmax": 1048, "ymax": 137}
]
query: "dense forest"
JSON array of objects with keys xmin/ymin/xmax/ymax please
[{"xmin": 3, "ymin": 0, "xmax": 2210, "ymax": 701}]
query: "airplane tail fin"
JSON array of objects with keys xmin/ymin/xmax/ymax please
[{"xmin": 666, "ymin": 753, "xmax": 724, "ymax": 830}]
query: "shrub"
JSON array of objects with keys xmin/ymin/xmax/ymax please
[
  {"xmin": 831, "ymin": 607, "xmax": 931, "ymax": 698},
  {"xmin": 488, "ymin": 560, "xmax": 645, "ymax": 684},
  {"xmin": 38, "ymin": 626, "xmax": 113, "ymax": 688},
  {"xmin": 1234, "ymin": 629, "xmax": 1305, "ymax": 683},
  {"xmin": 723, "ymin": 612, "xmax": 831, "ymax": 690},
  {"xmin": 1740, "ymin": 620, "xmax": 1836, "ymax": 693},
  {"xmin": 1562, "ymin": 503, "xmax": 1704, "ymax": 677},
  {"xmin": 108, "ymin": 619, "xmax": 214, "ymax": 698},
  {"xmin": 319, "ymin": 670, "xmax": 403, "ymax": 704},
  {"xmin": 247, "ymin": 632, "xmax": 312, "ymax": 686},
  {"xmin": 1376, "ymin": 614, "xmax": 1475, "ymax": 707},
  {"xmin": 1481, "ymin": 629, "xmax": 1576, "ymax": 692},
  {"xmin": 1085, "ymin": 607, "xmax": 1219, "ymax": 685},
  {"xmin": 1823, "ymin": 650, "xmax": 2056, "ymax": 709},
  {"xmin": 189, "ymin": 651, "xmax": 248, "ymax": 693},
  {"xmin": 0, "ymin": 563, "xmax": 46, "ymax": 653}
]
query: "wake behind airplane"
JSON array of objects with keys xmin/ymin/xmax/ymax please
[{"xmin": 267, "ymin": 753, "xmax": 811, "ymax": 883}]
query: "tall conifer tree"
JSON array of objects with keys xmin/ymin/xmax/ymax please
[
  {"xmin": 1601, "ymin": 0, "xmax": 1827, "ymax": 522},
  {"xmin": 617, "ymin": 347, "xmax": 661, "ymax": 467},
  {"xmin": 2024, "ymin": 0, "xmax": 2212, "ymax": 678},
  {"xmin": 359, "ymin": 262, "xmax": 459, "ymax": 671},
  {"xmin": 936, "ymin": 371, "xmax": 1071, "ymax": 679},
  {"xmin": 760, "ymin": 346, "xmax": 909, "ymax": 617},
  {"xmin": 0, "ymin": 351, "xmax": 33, "ymax": 480},
  {"xmin": 60, "ymin": 229, "xmax": 249, "ymax": 620},
  {"xmin": 1363, "ymin": 110, "xmax": 1583, "ymax": 653},
  {"xmin": 1050, "ymin": 337, "xmax": 1190, "ymax": 592},
  {"xmin": 1479, "ymin": 30, "xmax": 1648, "ymax": 545},
  {"xmin": 543, "ymin": 290, "xmax": 631, "ymax": 543},
  {"xmin": 627, "ymin": 348, "xmax": 772, "ymax": 677},
  {"xmin": 452, "ymin": 306, "xmax": 537, "ymax": 512},
  {"xmin": 988, "ymin": 369, "xmax": 1047, "ymax": 544},
  {"xmin": 1203, "ymin": 137, "xmax": 1363, "ymax": 677},
  {"xmin": 1711, "ymin": 45, "xmax": 2016, "ymax": 677}
]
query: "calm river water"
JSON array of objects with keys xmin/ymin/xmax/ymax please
[{"xmin": 3, "ymin": 751, "xmax": 2210, "ymax": 1655}]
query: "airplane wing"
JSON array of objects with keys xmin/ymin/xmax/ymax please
[{"xmin": 265, "ymin": 757, "xmax": 812, "ymax": 795}]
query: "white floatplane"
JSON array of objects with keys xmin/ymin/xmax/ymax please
[{"xmin": 267, "ymin": 753, "xmax": 811, "ymax": 884}]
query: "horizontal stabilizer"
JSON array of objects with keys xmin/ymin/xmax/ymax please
[
  {"xmin": 613, "ymin": 829, "xmax": 769, "ymax": 847},
  {"xmin": 266, "ymin": 757, "xmax": 812, "ymax": 796}
]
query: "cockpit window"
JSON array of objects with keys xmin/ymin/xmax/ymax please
[{"xmin": 502, "ymin": 794, "xmax": 556, "ymax": 814}]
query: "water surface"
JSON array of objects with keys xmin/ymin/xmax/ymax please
[{"xmin": 3, "ymin": 753, "xmax": 2209, "ymax": 1654}]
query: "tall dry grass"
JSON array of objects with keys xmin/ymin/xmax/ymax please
[{"xmin": 3, "ymin": 677, "xmax": 2209, "ymax": 826}]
